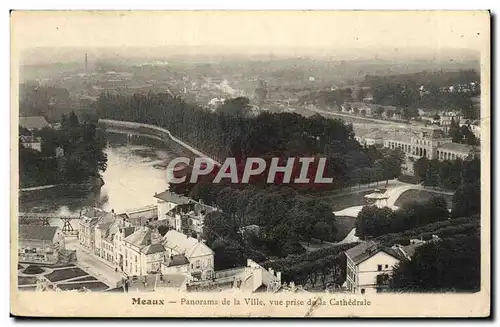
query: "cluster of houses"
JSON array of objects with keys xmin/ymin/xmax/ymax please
[
  {"xmin": 75, "ymin": 190, "xmax": 288, "ymax": 293},
  {"xmin": 77, "ymin": 194, "xmax": 217, "ymax": 281}
]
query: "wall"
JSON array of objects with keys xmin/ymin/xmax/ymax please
[
  {"xmin": 19, "ymin": 239, "xmax": 58, "ymax": 264},
  {"xmin": 356, "ymin": 252, "xmax": 400, "ymax": 294},
  {"xmin": 188, "ymin": 254, "xmax": 214, "ymax": 280},
  {"xmin": 161, "ymin": 263, "xmax": 189, "ymax": 275}
]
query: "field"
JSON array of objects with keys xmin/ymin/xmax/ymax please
[{"xmin": 45, "ymin": 267, "xmax": 89, "ymax": 282}]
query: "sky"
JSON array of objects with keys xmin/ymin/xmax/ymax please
[{"xmin": 11, "ymin": 11, "xmax": 489, "ymax": 62}]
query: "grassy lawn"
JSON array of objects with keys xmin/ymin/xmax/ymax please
[
  {"xmin": 332, "ymin": 216, "xmax": 357, "ymax": 242},
  {"xmin": 71, "ymin": 275, "xmax": 98, "ymax": 282},
  {"xmin": 57, "ymin": 282, "xmax": 109, "ymax": 292},
  {"xmin": 45, "ymin": 267, "xmax": 89, "ymax": 282},
  {"xmin": 18, "ymin": 276, "xmax": 39, "ymax": 285},
  {"xmin": 394, "ymin": 189, "xmax": 453, "ymax": 209}
]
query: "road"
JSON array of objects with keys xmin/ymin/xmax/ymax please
[
  {"xmin": 305, "ymin": 107, "xmax": 410, "ymax": 128},
  {"xmin": 65, "ymin": 238, "xmax": 123, "ymax": 288}
]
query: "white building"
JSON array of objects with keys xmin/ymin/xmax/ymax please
[
  {"xmin": 383, "ymin": 128, "xmax": 453, "ymax": 160},
  {"xmin": 345, "ymin": 241, "xmax": 404, "ymax": 294},
  {"xmin": 162, "ymin": 230, "xmax": 214, "ymax": 281},
  {"xmin": 122, "ymin": 227, "xmax": 165, "ymax": 276},
  {"xmin": 20, "ymin": 135, "xmax": 42, "ymax": 152}
]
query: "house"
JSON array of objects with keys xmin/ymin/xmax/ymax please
[
  {"xmin": 344, "ymin": 241, "xmax": 406, "ymax": 294},
  {"xmin": 19, "ymin": 226, "xmax": 65, "ymax": 264},
  {"xmin": 162, "ymin": 230, "xmax": 214, "ymax": 281},
  {"xmin": 78, "ymin": 207, "xmax": 114, "ymax": 250},
  {"xmin": 113, "ymin": 225, "xmax": 136, "ymax": 270},
  {"xmin": 122, "ymin": 227, "xmax": 164, "ymax": 276},
  {"xmin": 165, "ymin": 201, "xmax": 216, "ymax": 237},
  {"xmin": 20, "ymin": 135, "xmax": 42, "ymax": 152},
  {"xmin": 154, "ymin": 190, "xmax": 191, "ymax": 222},
  {"xmin": 19, "ymin": 116, "xmax": 50, "ymax": 131}
]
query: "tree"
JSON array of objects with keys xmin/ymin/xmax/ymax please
[
  {"xmin": 451, "ymin": 182, "xmax": 481, "ymax": 218},
  {"xmin": 313, "ymin": 222, "xmax": 333, "ymax": 243},
  {"xmin": 375, "ymin": 106, "xmax": 385, "ymax": 118},
  {"xmin": 448, "ymin": 118, "xmax": 462, "ymax": 143},
  {"xmin": 217, "ymin": 97, "xmax": 252, "ymax": 117},
  {"xmin": 414, "ymin": 157, "xmax": 429, "ymax": 181},
  {"xmin": 356, "ymin": 206, "xmax": 394, "ymax": 238},
  {"xmin": 390, "ymin": 235, "xmax": 480, "ymax": 292},
  {"xmin": 378, "ymin": 149, "xmax": 404, "ymax": 187}
]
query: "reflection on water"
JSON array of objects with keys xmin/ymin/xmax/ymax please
[{"xmin": 19, "ymin": 134, "xmax": 177, "ymax": 225}]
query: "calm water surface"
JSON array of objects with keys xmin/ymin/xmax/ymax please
[{"xmin": 19, "ymin": 134, "xmax": 178, "ymax": 227}]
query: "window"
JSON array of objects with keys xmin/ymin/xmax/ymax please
[
  {"xmin": 385, "ymin": 264, "xmax": 388, "ymax": 268},
  {"xmin": 377, "ymin": 265, "xmax": 382, "ymax": 271},
  {"xmin": 361, "ymin": 288, "xmax": 365, "ymax": 294}
]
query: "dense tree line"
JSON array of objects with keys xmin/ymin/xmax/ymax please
[
  {"xmin": 19, "ymin": 112, "xmax": 107, "ymax": 187},
  {"xmin": 198, "ymin": 185, "xmax": 337, "ymax": 260},
  {"xmin": 390, "ymin": 234, "xmax": 480, "ymax": 292},
  {"xmin": 355, "ymin": 196, "xmax": 450, "ymax": 238},
  {"xmin": 413, "ymin": 157, "xmax": 480, "ymax": 190},
  {"xmin": 364, "ymin": 70, "xmax": 480, "ymax": 119}
]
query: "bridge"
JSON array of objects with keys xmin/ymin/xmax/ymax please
[{"xmin": 18, "ymin": 212, "xmax": 81, "ymax": 235}]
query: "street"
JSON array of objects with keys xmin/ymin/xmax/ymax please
[{"xmin": 65, "ymin": 238, "xmax": 123, "ymax": 288}]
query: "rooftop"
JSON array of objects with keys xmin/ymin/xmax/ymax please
[
  {"xmin": 154, "ymin": 190, "xmax": 191, "ymax": 205},
  {"xmin": 163, "ymin": 230, "xmax": 213, "ymax": 257},
  {"xmin": 19, "ymin": 225, "xmax": 58, "ymax": 242},
  {"xmin": 345, "ymin": 241, "xmax": 406, "ymax": 265},
  {"xmin": 142, "ymin": 243, "xmax": 166, "ymax": 255},
  {"xmin": 19, "ymin": 116, "xmax": 49, "ymax": 130},
  {"xmin": 124, "ymin": 228, "xmax": 152, "ymax": 247},
  {"xmin": 167, "ymin": 254, "xmax": 190, "ymax": 267}
]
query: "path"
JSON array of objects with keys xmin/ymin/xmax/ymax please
[
  {"xmin": 99, "ymin": 119, "xmax": 221, "ymax": 166},
  {"xmin": 326, "ymin": 179, "xmax": 404, "ymax": 199},
  {"xmin": 306, "ymin": 107, "xmax": 410, "ymax": 128},
  {"xmin": 65, "ymin": 238, "xmax": 123, "ymax": 287}
]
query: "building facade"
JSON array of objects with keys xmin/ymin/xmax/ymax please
[
  {"xmin": 345, "ymin": 241, "xmax": 403, "ymax": 294},
  {"xmin": 19, "ymin": 226, "xmax": 65, "ymax": 264},
  {"xmin": 383, "ymin": 128, "xmax": 453, "ymax": 160}
]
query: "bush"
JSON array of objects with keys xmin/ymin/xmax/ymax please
[{"xmin": 23, "ymin": 265, "xmax": 45, "ymax": 275}]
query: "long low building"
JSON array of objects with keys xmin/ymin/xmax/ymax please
[{"xmin": 436, "ymin": 142, "xmax": 480, "ymax": 161}]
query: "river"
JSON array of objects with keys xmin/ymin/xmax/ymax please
[{"xmin": 19, "ymin": 132, "xmax": 180, "ymax": 228}]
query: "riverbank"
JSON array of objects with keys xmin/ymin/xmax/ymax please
[
  {"xmin": 20, "ymin": 177, "xmax": 104, "ymax": 193},
  {"xmin": 99, "ymin": 119, "xmax": 221, "ymax": 166}
]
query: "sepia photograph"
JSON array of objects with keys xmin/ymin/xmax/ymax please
[{"xmin": 10, "ymin": 10, "xmax": 490, "ymax": 317}]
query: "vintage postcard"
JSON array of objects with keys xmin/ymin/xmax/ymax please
[{"xmin": 10, "ymin": 10, "xmax": 490, "ymax": 317}]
